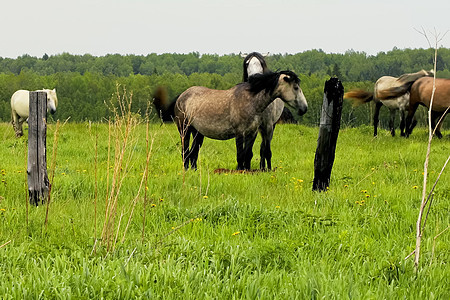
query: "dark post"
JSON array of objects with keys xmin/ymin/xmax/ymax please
[
  {"xmin": 28, "ymin": 91, "xmax": 50, "ymax": 206},
  {"xmin": 313, "ymin": 77, "xmax": 344, "ymax": 192}
]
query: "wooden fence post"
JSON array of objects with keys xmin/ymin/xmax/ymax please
[
  {"xmin": 28, "ymin": 91, "xmax": 49, "ymax": 206},
  {"xmin": 313, "ymin": 77, "xmax": 344, "ymax": 192}
]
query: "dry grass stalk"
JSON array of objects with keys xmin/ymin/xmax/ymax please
[
  {"xmin": 430, "ymin": 225, "xmax": 450, "ymax": 266},
  {"xmin": 0, "ymin": 240, "xmax": 11, "ymax": 249},
  {"xmin": 87, "ymin": 122, "xmax": 99, "ymax": 254},
  {"xmin": 45, "ymin": 120, "xmax": 61, "ymax": 230},
  {"xmin": 100, "ymin": 84, "xmax": 143, "ymax": 252},
  {"xmin": 413, "ymin": 28, "xmax": 448, "ymax": 271},
  {"xmin": 142, "ymin": 107, "xmax": 153, "ymax": 243}
]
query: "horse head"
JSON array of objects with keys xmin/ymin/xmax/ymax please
[
  {"xmin": 44, "ymin": 88, "xmax": 58, "ymax": 114},
  {"xmin": 243, "ymin": 52, "xmax": 269, "ymax": 82},
  {"xmin": 276, "ymin": 71, "xmax": 308, "ymax": 116}
]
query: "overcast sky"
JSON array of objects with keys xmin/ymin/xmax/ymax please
[{"xmin": 1, "ymin": 0, "xmax": 449, "ymax": 58}]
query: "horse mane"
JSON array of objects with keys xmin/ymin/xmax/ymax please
[
  {"xmin": 397, "ymin": 69, "xmax": 433, "ymax": 84},
  {"xmin": 243, "ymin": 52, "xmax": 269, "ymax": 82},
  {"xmin": 247, "ymin": 70, "xmax": 299, "ymax": 95}
]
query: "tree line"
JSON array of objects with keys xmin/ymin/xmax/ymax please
[{"xmin": 1, "ymin": 48, "xmax": 448, "ymax": 126}]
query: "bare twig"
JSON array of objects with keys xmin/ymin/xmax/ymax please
[
  {"xmin": 430, "ymin": 225, "xmax": 450, "ymax": 266},
  {"xmin": 422, "ymin": 155, "xmax": 450, "ymax": 232},
  {"xmin": 405, "ymin": 249, "xmax": 415, "ymax": 261},
  {"xmin": 413, "ymin": 28, "xmax": 448, "ymax": 271},
  {"xmin": 0, "ymin": 240, "xmax": 11, "ymax": 249}
]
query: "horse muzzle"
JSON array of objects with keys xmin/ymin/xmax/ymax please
[
  {"xmin": 50, "ymin": 108, "xmax": 56, "ymax": 114},
  {"xmin": 298, "ymin": 106, "xmax": 307, "ymax": 116}
]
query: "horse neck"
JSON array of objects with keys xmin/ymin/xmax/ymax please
[{"xmin": 249, "ymin": 89, "xmax": 278, "ymax": 114}]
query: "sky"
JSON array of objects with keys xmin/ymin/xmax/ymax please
[{"xmin": 1, "ymin": 0, "xmax": 449, "ymax": 58}]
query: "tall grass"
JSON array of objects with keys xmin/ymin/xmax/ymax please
[{"xmin": 0, "ymin": 121, "xmax": 448, "ymax": 299}]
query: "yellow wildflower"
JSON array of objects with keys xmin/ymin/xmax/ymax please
[{"xmin": 232, "ymin": 231, "xmax": 240, "ymax": 236}]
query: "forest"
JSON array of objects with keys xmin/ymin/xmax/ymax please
[{"xmin": 1, "ymin": 47, "xmax": 450, "ymax": 126}]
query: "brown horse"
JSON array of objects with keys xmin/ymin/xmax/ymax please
[
  {"xmin": 378, "ymin": 76, "xmax": 450, "ymax": 138},
  {"xmin": 174, "ymin": 70, "xmax": 308, "ymax": 170},
  {"xmin": 344, "ymin": 70, "xmax": 432, "ymax": 137}
]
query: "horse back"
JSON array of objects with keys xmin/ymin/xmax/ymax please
[
  {"xmin": 411, "ymin": 77, "xmax": 450, "ymax": 111},
  {"xmin": 11, "ymin": 90, "xmax": 31, "ymax": 117}
]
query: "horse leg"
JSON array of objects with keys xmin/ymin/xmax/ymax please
[
  {"xmin": 389, "ymin": 109, "xmax": 396, "ymax": 137},
  {"xmin": 373, "ymin": 102, "xmax": 382, "ymax": 137},
  {"xmin": 180, "ymin": 124, "xmax": 192, "ymax": 170},
  {"xmin": 399, "ymin": 109, "xmax": 406, "ymax": 137},
  {"xmin": 189, "ymin": 129, "xmax": 204, "ymax": 170},
  {"xmin": 259, "ymin": 139, "xmax": 267, "ymax": 170},
  {"xmin": 431, "ymin": 111, "xmax": 443, "ymax": 139},
  {"xmin": 235, "ymin": 135, "xmax": 245, "ymax": 170},
  {"xmin": 259, "ymin": 124, "xmax": 275, "ymax": 170},
  {"xmin": 11, "ymin": 112, "xmax": 23, "ymax": 137},
  {"xmin": 243, "ymin": 131, "xmax": 258, "ymax": 170},
  {"xmin": 409, "ymin": 116, "xmax": 418, "ymax": 135},
  {"xmin": 405, "ymin": 104, "xmax": 419, "ymax": 138}
]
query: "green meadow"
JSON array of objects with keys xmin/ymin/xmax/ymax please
[{"xmin": 0, "ymin": 121, "xmax": 449, "ymax": 299}]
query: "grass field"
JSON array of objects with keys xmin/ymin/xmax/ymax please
[{"xmin": 0, "ymin": 120, "xmax": 449, "ymax": 299}]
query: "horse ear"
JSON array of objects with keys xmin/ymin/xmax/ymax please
[
  {"xmin": 262, "ymin": 52, "xmax": 269, "ymax": 57},
  {"xmin": 281, "ymin": 74, "xmax": 291, "ymax": 83},
  {"xmin": 240, "ymin": 53, "xmax": 248, "ymax": 58}
]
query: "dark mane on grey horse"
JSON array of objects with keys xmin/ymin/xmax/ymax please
[
  {"xmin": 174, "ymin": 68, "xmax": 307, "ymax": 170},
  {"xmin": 246, "ymin": 70, "xmax": 300, "ymax": 95}
]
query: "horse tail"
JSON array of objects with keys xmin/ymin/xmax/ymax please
[
  {"xmin": 153, "ymin": 86, "xmax": 168, "ymax": 112},
  {"xmin": 344, "ymin": 89, "xmax": 374, "ymax": 105},
  {"xmin": 377, "ymin": 82, "xmax": 413, "ymax": 100},
  {"xmin": 165, "ymin": 95, "xmax": 179, "ymax": 122},
  {"xmin": 152, "ymin": 86, "xmax": 178, "ymax": 122}
]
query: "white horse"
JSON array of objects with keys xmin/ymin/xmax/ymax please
[{"xmin": 10, "ymin": 89, "xmax": 58, "ymax": 137}]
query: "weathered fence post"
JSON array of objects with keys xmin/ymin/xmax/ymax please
[
  {"xmin": 28, "ymin": 91, "xmax": 49, "ymax": 206},
  {"xmin": 313, "ymin": 77, "xmax": 344, "ymax": 192}
]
